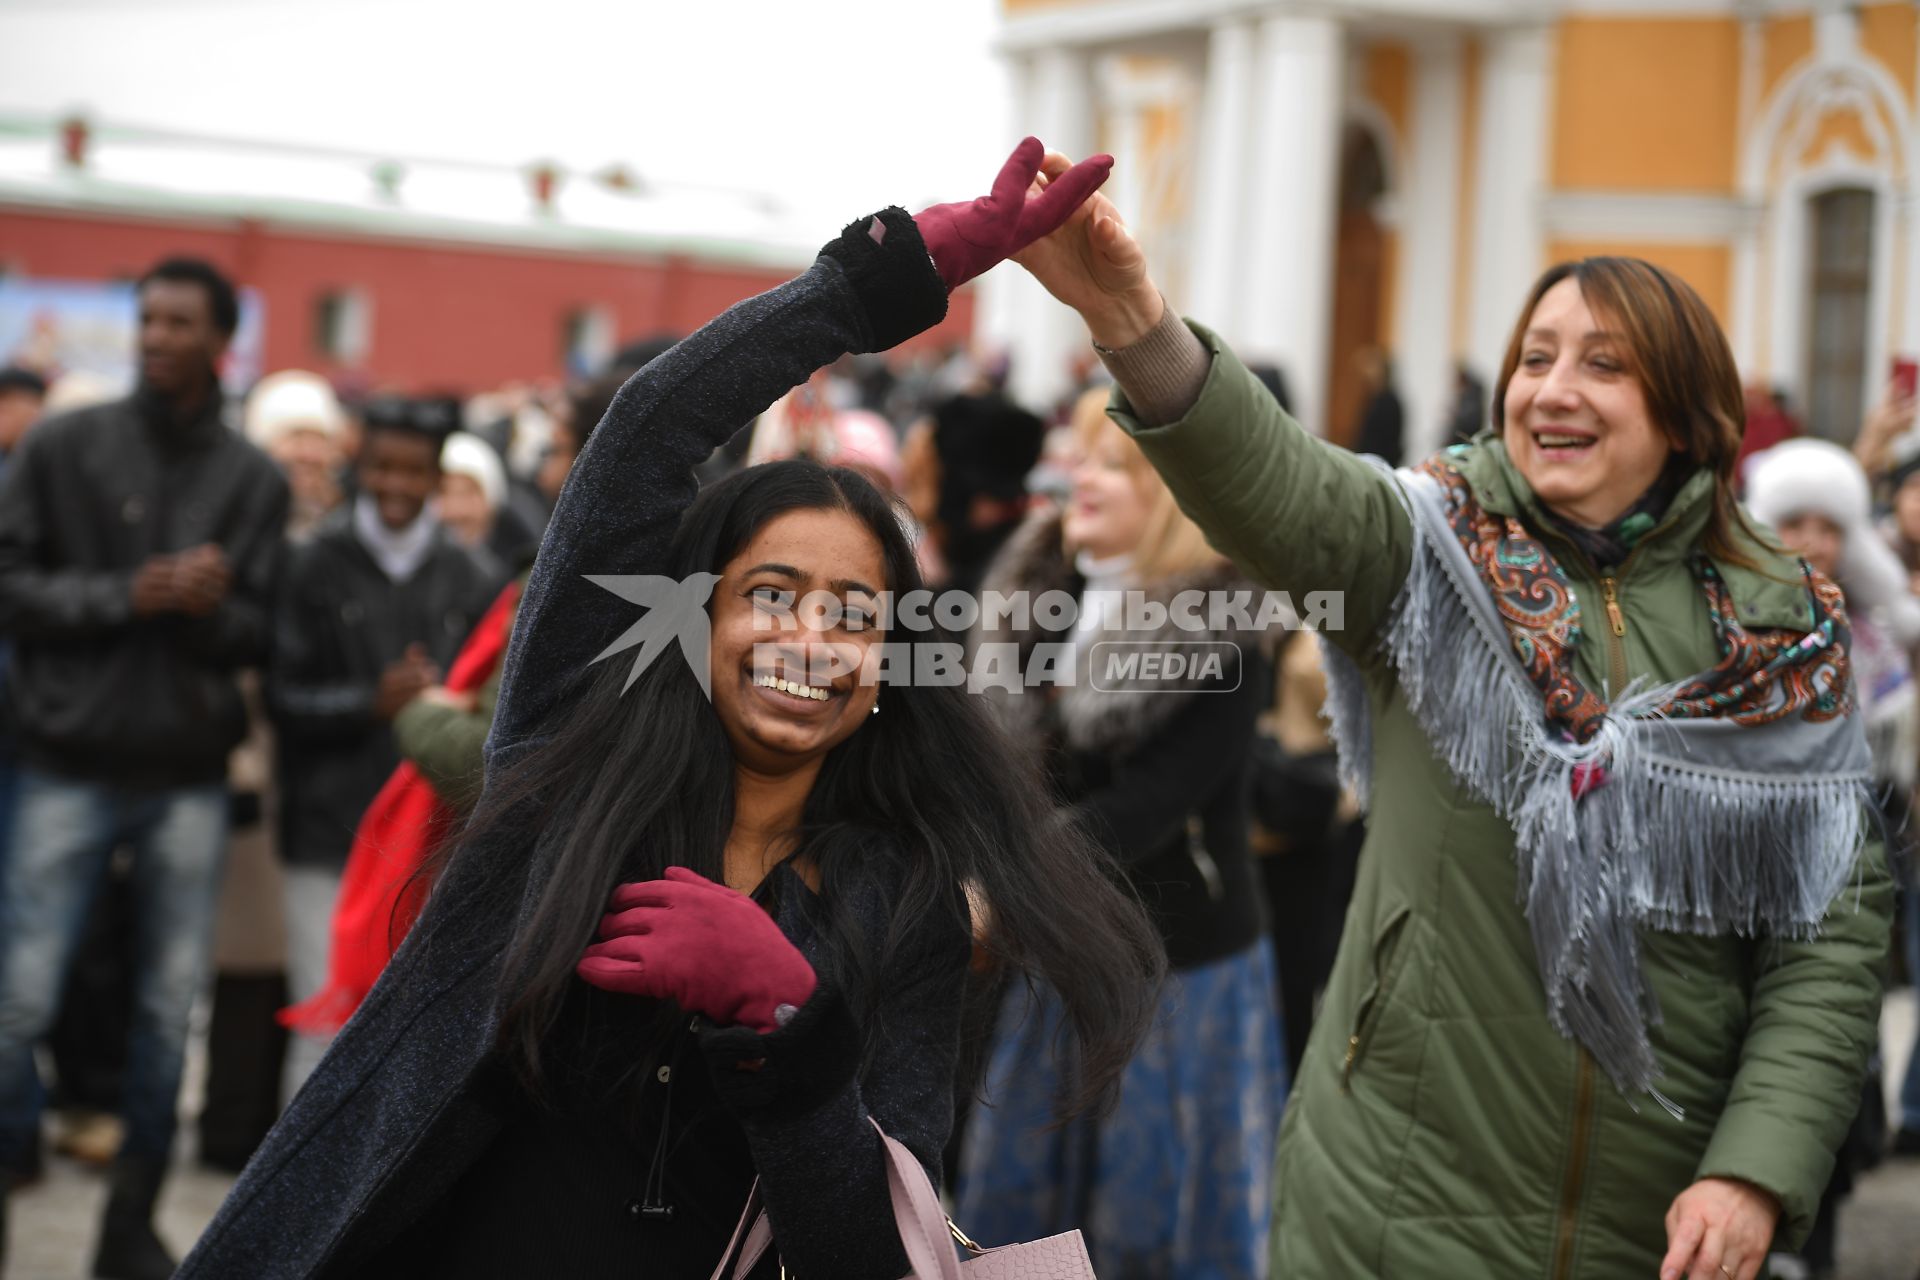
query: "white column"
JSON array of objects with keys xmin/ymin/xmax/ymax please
[
  {"xmin": 978, "ymin": 53, "xmax": 1035, "ymax": 366},
  {"xmin": 1000, "ymin": 46, "xmax": 1097, "ymax": 416},
  {"xmin": 1189, "ymin": 19, "xmax": 1256, "ymax": 337},
  {"xmin": 1766, "ymin": 192, "xmax": 1807, "ymax": 404},
  {"xmin": 1394, "ymin": 35, "xmax": 1465, "ymax": 459},
  {"xmin": 1466, "ymin": 24, "xmax": 1554, "ymax": 385},
  {"xmin": 1904, "ymin": 31, "xmax": 1920, "ymax": 360},
  {"xmin": 1241, "ymin": 13, "xmax": 1346, "ymax": 437},
  {"xmin": 1730, "ymin": 203, "xmax": 1766, "ymax": 374},
  {"xmin": 1730, "ymin": 13, "xmax": 1765, "ymax": 373}
]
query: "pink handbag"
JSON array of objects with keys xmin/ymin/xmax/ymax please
[{"xmin": 707, "ymin": 1117, "xmax": 1095, "ymax": 1280}]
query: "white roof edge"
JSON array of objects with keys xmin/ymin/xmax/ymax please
[{"xmin": 0, "ymin": 178, "xmax": 820, "ymax": 273}]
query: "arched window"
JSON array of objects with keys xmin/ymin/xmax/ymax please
[{"xmin": 1804, "ymin": 187, "xmax": 1875, "ymax": 441}]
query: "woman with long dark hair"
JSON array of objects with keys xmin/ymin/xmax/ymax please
[{"xmin": 178, "ymin": 142, "xmax": 1164, "ymax": 1280}]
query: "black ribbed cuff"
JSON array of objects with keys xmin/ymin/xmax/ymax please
[
  {"xmin": 817, "ymin": 207, "xmax": 949, "ymax": 353},
  {"xmin": 698, "ymin": 980, "xmax": 862, "ymax": 1117}
]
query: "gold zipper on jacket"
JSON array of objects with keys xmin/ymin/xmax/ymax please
[
  {"xmin": 1599, "ymin": 575, "xmax": 1628, "ymax": 697},
  {"xmin": 1551, "ymin": 1052, "xmax": 1597, "ymax": 1280}
]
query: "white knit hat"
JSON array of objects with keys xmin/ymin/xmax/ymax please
[
  {"xmin": 439, "ymin": 430, "xmax": 506, "ymax": 512},
  {"xmin": 245, "ymin": 371, "xmax": 345, "ymax": 450},
  {"xmin": 1745, "ymin": 438, "xmax": 1872, "ymax": 532},
  {"xmin": 1746, "ymin": 438, "xmax": 1920, "ymax": 645}
]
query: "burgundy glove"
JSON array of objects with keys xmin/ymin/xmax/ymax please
[
  {"xmin": 576, "ymin": 866, "xmax": 817, "ymax": 1034},
  {"xmin": 913, "ymin": 136, "xmax": 1114, "ymax": 291}
]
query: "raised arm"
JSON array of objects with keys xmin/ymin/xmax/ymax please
[
  {"xmin": 1014, "ymin": 153, "xmax": 1414, "ymax": 654},
  {"xmin": 491, "ymin": 139, "xmax": 1117, "ymax": 750},
  {"xmin": 487, "ymin": 211, "xmax": 949, "ymax": 751}
]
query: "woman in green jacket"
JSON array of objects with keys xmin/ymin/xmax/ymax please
[{"xmin": 1013, "ymin": 155, "xmax": 1892, "ymax": 1280}]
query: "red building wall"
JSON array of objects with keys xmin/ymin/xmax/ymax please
[{"xmin": 0, "ymin": 206, "xmax": 976, "ymax": 392}]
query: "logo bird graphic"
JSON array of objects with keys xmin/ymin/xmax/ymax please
[{"xmin": 584, "ymin": 573, "xmax": 723, "ymax": 697}]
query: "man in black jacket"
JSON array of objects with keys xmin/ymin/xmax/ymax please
[
  {"xmin": 269, "ymin": 396, "xmax": 499, "ymax": 1100},
  {"xmin": 0, "ymin": 364, "xmax": 47, "ymax": 859},
  {"xmin": 0, "ymin": 258, "xmax": 288, "ymax": 1279}
]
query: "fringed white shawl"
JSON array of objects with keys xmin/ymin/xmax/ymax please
[{"xmin": 1321, "ymin": 461, "xmax": 1873, "ymax": 1104}]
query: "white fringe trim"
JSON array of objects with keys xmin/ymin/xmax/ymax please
[{"xmin": 1321, "ymin": 464, "xmax": 1872, "ymax": 1098}]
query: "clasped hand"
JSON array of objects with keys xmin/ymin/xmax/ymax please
[
  {"xmin": 130, "ymin": 543, "xmax": 231, "ymax": 618},
  {"xmin": 913, "ymin": 137, "xmax": 1114, "ymax": 291},
  {"xmin": 576, "ymin": 866, "xmax": 816, "ymax": 1035}
]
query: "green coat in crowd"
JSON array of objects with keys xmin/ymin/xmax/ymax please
[{"xmin": 1111, "ymin": 320, "xmax": 1892, "ymax": 1279}]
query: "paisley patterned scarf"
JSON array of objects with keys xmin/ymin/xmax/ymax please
[
  {"xmin": 1420, "ymin": 457, "xmax": 1855, "ymax": 747},
  {"xmin": 1322, "ymin": 453, "xmax": 1872, "ymax": 1102}
]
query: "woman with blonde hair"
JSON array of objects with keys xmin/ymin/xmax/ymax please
[
  {"xmin": 956, "ymin": 385, "xmax": 1286, "ymax": 1279},
  {"xmin": 1014, "ymin": 152, "xmax": 1891, "ymax": 1280}
]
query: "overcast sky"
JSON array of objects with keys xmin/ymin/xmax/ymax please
[{"xmin": 0, "ymin": 0, "xmax": 1014, "ymax": 225}]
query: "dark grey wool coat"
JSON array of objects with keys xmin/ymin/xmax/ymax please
[{"xmin": 179, "ymin": 208, "xmax": 966, "ymax": 1279}]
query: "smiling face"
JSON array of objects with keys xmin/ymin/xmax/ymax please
[
  {"xmin": 358, "ymin": 428, "xmax": 441, "ymax": 531},
  {"xmin": 707, "ymin": 506, "xmax": 888, "ymax": 775},
  {"xmin": 269, "ymin": 425, "xmax": 344, "ymax": 517},
  {"xmin": 438, "ymin": 472, "xmax": 493, "ymax": 547},
  {"xmin": 1775, "ymin": 511, "xmax": 1844, "ymax": 579},
  {"xmin": 1063, "ymin": 421, "xmax": 1152, "ymax": 560},
  {"xmin": 1503, "ymin": 277, "xmax": 1677, "ymax": 529}
]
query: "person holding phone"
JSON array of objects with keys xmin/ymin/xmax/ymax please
[{"xmin": 1013, "ymin": 151, "xmax": 1891, "ymax": 1280}]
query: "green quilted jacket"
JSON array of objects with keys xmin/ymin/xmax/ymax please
[{"xmin": 1111, "ymin": 320, "xmax": 1892, "ymax": 1279}]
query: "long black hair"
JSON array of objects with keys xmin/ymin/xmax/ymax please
[{"xmin": 443, "ymin": 458, "xmax": 1165, "ymax": 1115}]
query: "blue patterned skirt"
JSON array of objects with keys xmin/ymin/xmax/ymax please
[{"xmin": 954, "ymin": 939, "xmax": 1288, "ymax": 1280}]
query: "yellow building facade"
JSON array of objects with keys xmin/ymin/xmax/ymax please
[{"xmin": 985, "ymin": 0, "xmax": 1918, "ymax": 456}]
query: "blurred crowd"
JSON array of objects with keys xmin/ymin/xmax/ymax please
[{"xmin": 0, "ymin": 253, "xmax": 1915, "ymax": 1280}]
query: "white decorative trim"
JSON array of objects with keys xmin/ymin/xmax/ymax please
[
  {"xmin": 1906, "ymin": 5, "xmax": 1920, "ymax": 359},
  {"xmin": 1731, "ymin": 11, "xmax": 1766, "ymax": 370},
  {"xmin": 1188, "ymin": 19, "xmax": 1256, "ymax": 333},
  {"xmin": 0, "ymin": 182, "xmax": 816, "ymax": 270},
  {"xmin": 1557, "ymin": 0, "xmax": 1802, "ymax": 13},
  {"xmin": 1540, "ymin": 191, "xmax": 1762, "ymax": 241},
  {"xmin": 993, "ymin": 47, "xmax": 1101, "ymax": 415},
  {"xmin": 1765, "ymin": 156, "xmax": 1897, "ymax": 424},
  {"xmin": 1240, "ymin": 12, "xmax": 1348, "ymax": 437},
  {"xmin": 996, "ymin": 0, "xmax": 1557, "ymax": 53},
  {"xmin": 1741, "ymin": 46, "xmax": 1911, "ymax": 194},
  {"xmin": 1741, "ymin": 30, "xmax": 1912, "ymax": 405},
  {"xmin": 1466, "ymin": 24, "xmax": 1554, "ymax": 385}
]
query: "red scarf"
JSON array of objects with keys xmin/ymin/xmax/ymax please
[{"xmin": 280, "ymin": 578, "xmax": 522, "ymax": 1036}]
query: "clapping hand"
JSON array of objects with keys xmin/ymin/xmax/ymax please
[{"xmin": 373, "ymin": 644, "xmax": 441, "ymax": 721}]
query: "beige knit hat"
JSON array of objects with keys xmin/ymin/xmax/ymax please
[{"xmin": 245, "ymin": 371, "xmax": 346, "ymax": 450}]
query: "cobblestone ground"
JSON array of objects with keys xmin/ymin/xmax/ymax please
[{"xmin": 3, "ymin": 995, "xmax": 1918, "ymax": 1279}]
